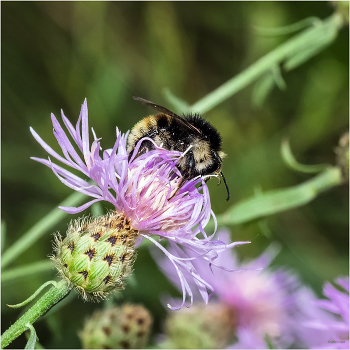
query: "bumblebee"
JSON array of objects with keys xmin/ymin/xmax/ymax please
[{"xmin": 127, "ymin": 97, "xmax": 230, "ymax": 201}]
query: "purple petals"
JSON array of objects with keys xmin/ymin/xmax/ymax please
[
  {"xmin": 302, "ymin": 276, "xmax": 349, "ymax": 348},
  {"xmin": 81, "ymin": 99, "xmax": 90, "ymax": 167},
  {"xmin": 31, "ymin": 99, "xmax": 245, "ymax": 311},
  {"xmin": 30, "ymin": 127, "xmax": 75, "ymax": 170},
  {"xmin": 51, "ymin": 113, "xmax": 87, "ymax": 170},
  {"xmin": 152, "ymin": 232, "xmax": 250, "ymax": 309},
  {"xmin": 60, "ymin": 198, "xmax": 102, "ymax": 214}
]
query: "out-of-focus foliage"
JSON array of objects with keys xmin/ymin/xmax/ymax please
[{"xmin": 1, "ymin": 2, "xmax": 348, "ymax": 349}]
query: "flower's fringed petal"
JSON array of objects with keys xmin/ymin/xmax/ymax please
[
  {"xmin": 30, "ymin": 127, "xmax": 77, "ymax": 170},
  {"xmin": 51, "ymin": 113, "xmax": 87, "ymax": 171},
  {"xmin": 175, "ymin": 237, "xmax": 251, "ymax": 275},
  {"xmin": 61, "ymin": 109, "xmax": 82, "ymax": 151},
  {"xmin": 315, "ymin": 278, "xmax": 350, "ymax": 327},
  {"xmin": 170, "ymin": 241, "xmax": 214, "ymax": 305},
  {"xmin": 142, "ymin": 235, "xmax": 189, "ymax": 310},
  {"xmin": 81, "ymin": 99, "xmax": 91, "ymax": 168},
  {"xmin": 335, "ymin": 277, "xmax": 349, "ymax": 292},
  {"xmin": 31, "ymin": 158, "xmax": 103, "ymax": 201},
  {"xmin": 153, "ymin": 232, "xmax": 254, "ymax": 307},
  {"xmin": 147, "ymin": 235, "xmax": 225, "ymax": 308},
  {"xmin": 75, "ymin": 103, "xmax": 84, "ymax": 147},
  {"xmin": 59, "ymin": 198, "xmax": 103, "ymax": 214},
  {"xmin": 31, "ymin": 157, "xmax": 92, "ymax": 188},
  {"xmin": 49, "ymin": 159, "xmax": 103, "ymax": 199},
  {"xmin": 31, "ymin": 100, "xmax": 123, "ymax": 212},
  {"xmin": 302, "ymin": 276, "xmax": 349, "ymax": 348}
]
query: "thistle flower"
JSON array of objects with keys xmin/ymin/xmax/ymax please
[
  {"xmin": 303, "ymin": 277, "xmax": 349, "ymax": 349},
  {"xmin": 79, "ymin": 303, "xmax": 152, "ymax": 349},
  {"xmin": 157, "ymin": 229, "xmax": 327, "ymax": 348},
  {"xmin": 30, "ymin": 99, "xmax": 248, "ymax": 307}
]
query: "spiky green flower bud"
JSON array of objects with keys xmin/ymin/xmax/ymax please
[
  {"xmin": 335, "ymin": 131, "xmax": 349, "ymax": 182},
  {"xmin": 160, "ymin": 302, "xmax": 235, "ymax": 349},
  {"xmin": 52, "ymin": 213, "xmax": 138, "ymax": 301},
  {"xmin": 79, "ymin": 304, "xmax": 152, "ymax": 349}
]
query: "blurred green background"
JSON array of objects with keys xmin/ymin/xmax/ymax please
[{"xmin": 1, "ymin": 2, "xmax": 348, "ymax": 348}]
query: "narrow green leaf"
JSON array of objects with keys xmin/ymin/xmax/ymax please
[
  {"xmin": 281, "ymin": 139, "xmax": 330, "ymax": 173},
  {"xmin": 189, "ymin": 13, "xmax": 343, "ymax": 114},
  {"xmin": 284, "ymin": 18, "xmax": 339, "ymax": 71},
  {"xmin": 218, "ymin": 167, "xmax": 342, "ymax": 225},
  {"xmin": 284, "ymin": 40, "xmax": 332, "ymax": 71},
  {"xmin": 162, "ymin": 88, "xmax": 190, "ymax": 113},
  {"xmin": 254, "ymin": 16, "xmax": 322, "ymax": 36},
  {"xmin": 252, "ymin": 72, "xmax": 275, "ymax": 108},
  {"xmin": 25, "ymin": 324, "xmax": 37, "ymax": 350},
  {"xmin": 1, "ymin": 280, "xmax": 71, "ymax": 348},
  {"xmin": 272, "ymin": 65, "xmax": 287, "ymax": 91},
  {"xmin": 7, "ymin": 281, "xmax": 57, "ymax": 309}
]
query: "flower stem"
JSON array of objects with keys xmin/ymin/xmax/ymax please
[{"xmin": 1, "ymin": 280, "xmax": 71, "ymax": 349}]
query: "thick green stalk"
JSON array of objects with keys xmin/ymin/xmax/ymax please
[{"xmin": 1, "ymin": 280, "xmax": 71, "ymax": 349}]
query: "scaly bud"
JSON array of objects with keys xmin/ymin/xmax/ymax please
[
  {"xmin": 79, "ymin": 304, "xmax": 152, "ymax": 349},
  {"xmin": 160, "ymin": 302, "xmax": 235, "ymax": 349},
  {"xmin": 52, "ymin": 212, "xmax": 138, "ymax": 300}
]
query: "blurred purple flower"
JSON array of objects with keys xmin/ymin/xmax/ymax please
[
  {"xmin": 157, "ymin": 229, "xmax": 333, "ymax": 348},
  {"xmin": 30, "ymin": 99, "xmax": 249, "ymax": 309},
  {"xmin": 303, "ymin": 277, "xmax": 349, "ymax": 349}
]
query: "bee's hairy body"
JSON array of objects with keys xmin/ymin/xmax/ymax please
[
  {"xmin": 127, "ymin": 113, "xmax": 223, "ymax": 182},
  {"xmin": 127, "ymin": 97, "xmax": 230, "ymax": 200}
]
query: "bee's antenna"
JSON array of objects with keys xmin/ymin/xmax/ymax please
[{"xmin": 220, "ymin": 171, "xmax": 230, "ymax": 201}]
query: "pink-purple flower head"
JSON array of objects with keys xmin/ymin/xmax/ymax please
[
  {"xmin": 30, "ymin": 99, "xmax": 249, "ymax": 309},
  {"xmin": 304, "ymin": 277, "xmax": 349, "ymax": 349},
  {"xmin": 158, "ymin": 229, "xmax": 332, "ymax": 348}
]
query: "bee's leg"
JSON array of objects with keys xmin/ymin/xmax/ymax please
[
  {"xmin": 128, "ymin": 139, "xmax": 156, "ymax": 162},
  {"xmin": 167, "ymin": 177, "xmax": 186, "ymax": 201}
]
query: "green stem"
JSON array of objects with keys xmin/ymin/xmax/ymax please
[
  {"xmin": 1, "ymin": 280, "xmax": 71, "ymax": 349},
  {"xmin": 189, "ymin": 13, "xmax": 343, "ymax": 114},
  {"xmin": 1, "ymin": 192, "xmax": 86, "ymax": 270}
]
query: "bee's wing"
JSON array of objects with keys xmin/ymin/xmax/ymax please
[{"xmin": 133, "ymin": 96, "xmax": 202, "ymax": 134}]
